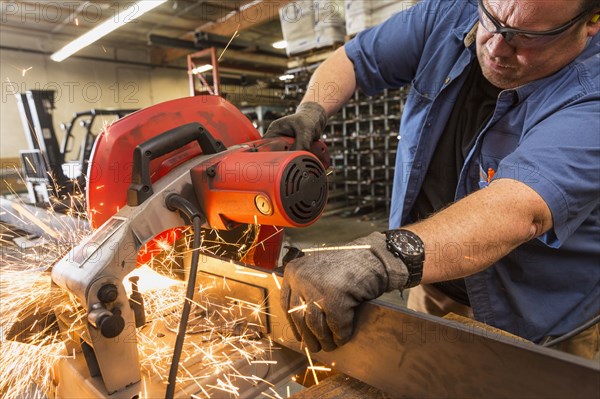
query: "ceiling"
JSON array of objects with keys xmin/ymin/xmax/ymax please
[{"xmin": 1, "ymin": 0, "xmax": 291, "ymax": 77}]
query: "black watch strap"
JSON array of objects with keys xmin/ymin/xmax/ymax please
[
  {"xmin": 403, "ymin": 258, "xmax": 424, "ymax": 289},
  {"xmin": 385, "ymin": 229, "xmax": 425, "ymax": 289}
]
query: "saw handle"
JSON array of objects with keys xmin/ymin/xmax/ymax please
[{"xmin": 127, "ymin": 122, "xmax": 225, "ymax": 206}]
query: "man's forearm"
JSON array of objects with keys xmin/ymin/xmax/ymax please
[
  {"xmin": 301, "ymin": 46, "xmax": 357, "ymax": 117},
  {"xmin": 402, "ymin": 179, "xmax": 553, "ymax": 284}
]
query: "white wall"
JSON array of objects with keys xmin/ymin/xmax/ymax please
[{"xmin": 0, "ymin": 29, "xmax": 190, "ymax": 158}]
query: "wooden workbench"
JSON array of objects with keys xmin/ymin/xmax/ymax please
[{"xmin": 291, "ymin": 374, "xmax": 392, "ymax": 399}]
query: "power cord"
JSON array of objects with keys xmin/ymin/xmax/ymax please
[{"xmin": 164, "ymin": 194, "xmax": 204, "ymax": 399}]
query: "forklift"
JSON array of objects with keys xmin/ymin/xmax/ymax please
[
  {"xmin": 15, "ymin": 90, "xmax": 137, "ymax": 208},
  {"xmin": 0, "ymin": 90, "xmax": 136, "ymax": 241}
]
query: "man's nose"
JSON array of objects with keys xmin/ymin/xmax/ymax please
[{"xmin": 486, "ymin": 33, "xmax": 515, "ymax": 58}]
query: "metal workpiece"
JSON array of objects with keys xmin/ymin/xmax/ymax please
[
  {"xmin": 196, "ymin": 257, "xmax": 600, "ymax": 398},
  {"xmin": 0, "ymin": 196, "xmax": 89, "ymax": 240},
  {"xmin": 317, "ymin": 302, "xmax": 600, "ymax": 398}
]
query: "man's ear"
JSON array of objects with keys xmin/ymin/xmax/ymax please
[{"xmin": 587, "ymin": 12, "xmax": 600, "ymax": 36}]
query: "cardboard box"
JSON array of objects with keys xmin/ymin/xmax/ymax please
[
  {"xmin": 372, "ymin": 0, "xmax": 419, "ymax": 25},
  {"xmin": 281, "ymin": 0, "xmax": 348, "ymax": 54},
  {"xmin": 346, "ymin": 13, "xmax": 372, "ymax": 36},
  {"xmin": 315, "ymin": 0, "xmax": 345, "ymax": 48},
  {"xmin": 345, "ymin": 0, "xmax": 420, "ymax": 35},
  {"xmin": 280, "ymin": 0, "xmax": 316, "ymax": 55}
]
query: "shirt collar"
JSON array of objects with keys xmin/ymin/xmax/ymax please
[
  {"xmin": 463, "ymin": 22, "xmax": 478, "ymax": 48},
  {"xmin": 453, "ymin": 15, "xmax": 479, "ymax": 48}
]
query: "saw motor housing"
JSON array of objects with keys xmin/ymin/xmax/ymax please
[{"xmin": 191, "ymin": 142, "xmax": 328, "ymax": 230}]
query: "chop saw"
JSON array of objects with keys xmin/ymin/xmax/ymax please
[{"xmin": 45, "ymin": 96, "xmax": 598, "ymax": 398}]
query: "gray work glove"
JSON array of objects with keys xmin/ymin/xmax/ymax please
[
  {"xmin": 263, "ymin": 102, "xmax": 327, "ymax": 151},
  {"xmin": 281, "ymin": 232, "xmax": 408, "ymax": 353}
]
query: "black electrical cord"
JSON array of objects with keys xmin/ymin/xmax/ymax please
[
  {"xmin": 164, "ymin": 194, "xmax": 204, "ymax": 399},
  {"xmin": 542, "ymin": 314, "xmax": 600, "ymax": 348}
]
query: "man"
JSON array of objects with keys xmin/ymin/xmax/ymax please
[{"xmin": 265, "ymin": 0, "xmax": 600, "ymax": 359}]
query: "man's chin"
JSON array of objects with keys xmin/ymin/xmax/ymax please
[
  {"xmin": 477, "ymin": 51, "xmax": 520, "ymax": 89},
  {"xmin": 480, "ymin": 63, "xmax": 518, "ymax": 89}
]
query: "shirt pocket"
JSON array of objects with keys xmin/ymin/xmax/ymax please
[
  {"xmin": 410, "ymin": 77, "xmax": 443, "ymax": 101},
  {"xmin": 478, "ymin": 126, "xmax": 520, "ymax": 187}
]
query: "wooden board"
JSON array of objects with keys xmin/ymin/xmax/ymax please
[{"xmin": 291, "ymin": 374, "xmax": 392, "ymax": 399}]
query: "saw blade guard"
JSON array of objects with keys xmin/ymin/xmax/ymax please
[
  {"xmin": 86, "ymin": 96, "xmax": 261, "ymax": 265},
  {"xmin": 87, "ymin": 95, "xmax": 261, "ymax": 229}
]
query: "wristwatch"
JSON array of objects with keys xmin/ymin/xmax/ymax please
[{"xmin": 384, "ymin": 229, "xmax": 425, "ymax": 288}]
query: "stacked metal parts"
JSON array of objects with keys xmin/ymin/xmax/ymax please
[{"xmin": 325, "ymin": 88, "xmax": 409, "ymax": 215}]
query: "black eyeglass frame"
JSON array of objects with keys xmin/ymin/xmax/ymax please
[{"xmin": 478, "ymin": 0, "xmax": 591, "ymax": 43}]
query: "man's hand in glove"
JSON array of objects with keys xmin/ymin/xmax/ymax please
[
  {"xmin": 281, "ymin": 232, "xmax": 409, "ymax": 353},
  {"xmin": 263, "ymin": 102, "xmax": 327, "ymax": 151}
]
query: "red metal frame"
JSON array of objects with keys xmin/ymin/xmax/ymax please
[{"xmin": 187, "ymin": 47, "xmax": 220, "ymax": 96}]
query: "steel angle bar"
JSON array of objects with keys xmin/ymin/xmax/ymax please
[{"xmin": 197, "ymin": 256, "xmax": 600, "ymax": 398}]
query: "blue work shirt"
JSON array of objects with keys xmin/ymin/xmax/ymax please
[{"xmin": 345, "ymin": 0, "xmax": 599, "ymax": 342}]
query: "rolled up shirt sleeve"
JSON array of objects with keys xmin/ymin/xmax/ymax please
[{"xmin": 494, "ymin": 94, "xmax": 600, "ymax": 247}]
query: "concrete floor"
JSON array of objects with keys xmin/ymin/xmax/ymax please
[{"xmin": 283, "ymin": 214, "xmax": 389, "ymax": 248}]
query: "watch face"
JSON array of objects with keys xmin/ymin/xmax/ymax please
[{"xmin": 394, "ymin": 233, "xmax": 423, "ymax": 256}]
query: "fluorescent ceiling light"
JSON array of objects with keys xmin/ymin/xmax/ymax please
[
  {"xmin": 51, "ymin": 0, "xmax": 167, "ymax": 62},
  {"xmin": 191, "ymin": 64, "xmax": 214, "ymax": 74},
  {"xmin": 278, "ymin": 74, "xmax": 294, "ymax": 81},
  {"xmin": 272, "ymin": 40, "xmax": 287, "ymax": 49}
]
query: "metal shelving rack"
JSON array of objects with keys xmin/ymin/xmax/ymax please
[
  {"xmin": 240, "ymin": 105, "xmax": 288, "ymax": 135},
  {"xmin": 323, "ymin": 87, "xmax": 409, "ymax": 215}
]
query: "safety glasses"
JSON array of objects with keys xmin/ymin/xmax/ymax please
[{"xmin": 477, "ymin": 0, "xmax": 591, "ymax": 48}]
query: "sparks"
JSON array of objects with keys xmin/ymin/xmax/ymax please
[
  {"xmin": 271, "ymin": 272, "xmax": 281, "ymax": 290},
  {"xmin": 287, "ymin": 303, "xmax": 307, "ymax": 314},
  {"xmin": 304, "ymin": 347, "xmax": 319, "ymax": 385},
  {"xmin": 234, "ymin": 269, "xmax": 268, "ymax": 278},
  {"xmin": 308, "ymin": 365, "xmax": 331, "ymax": 372},
  {"xmin": 0, "ymin": 172, "xmax": 315, "ymax": 397},
  {"xmin": 218, "ymin": 24, "xmax": 241, "ymax": 62}
]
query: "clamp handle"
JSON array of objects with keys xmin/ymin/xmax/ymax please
[{"xmin": 88, "ymin": 304, "xmax": 125, "ymax": 338}]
